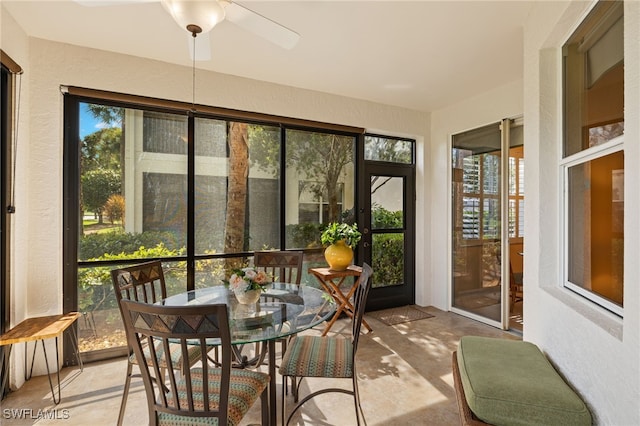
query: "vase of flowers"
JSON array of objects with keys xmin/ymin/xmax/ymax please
[
  {"xmin": 227, "ymin": 267, "xmax": 271, "ymax": 304},
  {"xmin": 321, "ymin": 222, "xmax": 362, "ymax": 271}
]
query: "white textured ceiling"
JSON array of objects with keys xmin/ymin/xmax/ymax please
[{"xmin": 2, "ymin": 0, "xmax": 535, "ymax": 112}]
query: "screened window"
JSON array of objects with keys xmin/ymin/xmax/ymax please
[
  {"xmin": 298, "ymin": 181, "xmax": 344, "ymax": 224},
  {"xmin": 68, "ymin": 97, "xmax": 358, "ymax": 356},
  {"xmin": 562, "ymin": 0, "xmax": 624, "ymax": 315},
  {"xmin": 284, "ymin": 129, "xmax": 356, "ymax": 248},
  {"xmin": 364, "ymin": 135, "xmax": 413, "ymax": 164}
]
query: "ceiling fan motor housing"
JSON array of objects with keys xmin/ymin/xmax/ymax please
[{"xmin": 161, "ymin": 0, "xmax": 225, "ymax": 34}]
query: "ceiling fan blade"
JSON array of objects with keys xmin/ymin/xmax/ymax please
[
  {"xmin": 187, "ymin": 32, "xmax": 212, "ymax": 61},
  {"xmin": 74, "ymin": 0, "xmax": 158, "ymax": 6},
  {"xmin": 224, "ymin": 1, "xmax": 299, "ymax": 50}
]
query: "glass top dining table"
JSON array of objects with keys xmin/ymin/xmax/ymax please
[
  {"xmin": 157, "ymin": 282, "xmax": 336, "ymax": 426},
  {"xmin": 158, "ymin": 283, "xmax": 335, "ymax": 345}
]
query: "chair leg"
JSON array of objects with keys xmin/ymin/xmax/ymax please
[
  {"xmin": 285, "ymin": 388, "xmax": 355, "ymax": 426},
  {"xmin": 281, "ymin": 375, "xmax": 287, "ymax": 426},
  {"xmin": 117, "ymin": 361, "xmax": 133, "ymax": 426},
  {"xmin": 292, "ymin": 376, "xmax": 299, "ymax": 402},
  {"xmin": 261, "ymin": 387, "xmax": 269, "ymax": 426},
  {"xmin": 353, "ymin": 375, "xmax": 367, "ymax": 426},
  {"xmin": 281, "ymin": 339, "xmax": 290, "ymax": 395}
]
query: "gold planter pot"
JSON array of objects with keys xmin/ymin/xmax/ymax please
[{"xmin": 324, "ymin": 240, "xmax": 354, "ymax": 271}]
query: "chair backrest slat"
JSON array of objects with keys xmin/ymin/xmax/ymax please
[
  {"xmin": 111, "ymin": 260, "xmax": 168, "ymax": 307},
  {"xmin": 254, "ymin": 250, "xmax": 304, "ymax": 284}
]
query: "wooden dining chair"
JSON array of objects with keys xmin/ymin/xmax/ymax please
[
  {"xmin": 253, "ymin": 251, "xmax": 304, "ymax": 379},
  {"xmin": 111, "ymin": 260, "xmax": 203, "ymax": 426},
  {"xmin": 119, "ymin": 299, "xmax": 270, "ymax": 426},
  {"xmin": 254, "ymin": 250, "xmax": 304, "ymax": 285},
  {"xmin": 509, "ymin": 261, "xmax": 524, "ymax": 310},
  {"xmin": 279, "ymin": 262, "xmax": 373, "ymax": 426}
]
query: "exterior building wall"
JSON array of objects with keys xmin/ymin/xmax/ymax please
[{"xmin": 522, "ymin": 1, "xmax": 640, "ymax": 424}]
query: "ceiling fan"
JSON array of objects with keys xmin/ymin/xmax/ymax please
[{"xmin": 75, "ymin": 0, "xmax": 300, "ymax": 60}]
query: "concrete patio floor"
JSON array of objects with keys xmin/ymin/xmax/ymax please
[{"xmin": 2, "ymin": 306, "xmax": 520, "ymax": 425}]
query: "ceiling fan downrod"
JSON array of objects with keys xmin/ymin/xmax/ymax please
[
  {"xmin": 187, "ymin": 24, "xmax": 202, "ymax": 37},
  {"xmin": 189, "ymin": 24, "xmax": 199, "ymax": 113}
]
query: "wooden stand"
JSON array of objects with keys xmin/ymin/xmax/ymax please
[
  {"xmin": 309, "ymin": 266, "xmax": 373, "ymax": 336},
  {"xmin": 0, "ymin": 312, "xmax": 83, "ymax": 404}
]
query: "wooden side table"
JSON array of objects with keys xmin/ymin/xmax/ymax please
[
  {"xmin": 0, "ymin": 312, "xmax": 83, "ymax": 404},
  {"xmin": 309, "ymin": 266, "xmax": 373, "ymax": 336}
]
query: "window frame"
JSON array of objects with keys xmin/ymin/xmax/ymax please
[
  {"xmin": 63, "ymin": 89, "xmax": 364, "ymax": 361},
  {"xmin": 560, "ymin": 136, "xmax": 624, "ymax": 317},
  {"xmin": 1, "ymin": 50, "xmax": 23, "ymax": 391},
  {"xmin": 560, "ymin": 0, "xmax": 624, "ymax": 317}
]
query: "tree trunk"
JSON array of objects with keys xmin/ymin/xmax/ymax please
[{"xmin": 224, "ymin": 122, "xmax": 249, "ymax": 272}]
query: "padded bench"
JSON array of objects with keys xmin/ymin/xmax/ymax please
[{"xmin": 452, "ymin": 336, "xmax": 592, "ymax": 426}]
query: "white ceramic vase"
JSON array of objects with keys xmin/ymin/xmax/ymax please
[{"xmin": 234, "ymin": 288, "xmax": 261, "ymax": 304}]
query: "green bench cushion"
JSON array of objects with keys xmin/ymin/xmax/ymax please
[{"xmin": 456, "ymin": 336, "xmax": 592, "ymax": 426}]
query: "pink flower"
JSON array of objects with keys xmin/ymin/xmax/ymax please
[
  {"xmin": 227, "ymin": 267, "xmax": 272, "ymax": 293},
  {"xmin": 242, "ymin": 268, "xmax": 257, "ymax": 280},
  {"xmin": 254, "ymin": 270, "xmax": 269, "ymax": 284},
  {"xmin": 229, "ymin": 274, "xmax": 249, "ymax": 292}
]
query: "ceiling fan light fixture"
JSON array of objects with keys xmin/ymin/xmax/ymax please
[{"xmin": 161, "ymin": 0, "xmax": 225, "ymax": 34}]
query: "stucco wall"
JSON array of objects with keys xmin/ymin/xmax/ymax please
[
  {"xmin": 1, "ymin": 4, "xmax": 429, "ymax": 386},
  {"xmin": 522, "ymin": 1, "xmax": 640, "ymax": 424}
]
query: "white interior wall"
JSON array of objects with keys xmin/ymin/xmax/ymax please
[
  {"xmin": 1, "ymin": 6, "xmax": 429, "ymax": 387},
  {"xmin": 523, "ymin": 1, "xmax": 640, "ymax": 424}
]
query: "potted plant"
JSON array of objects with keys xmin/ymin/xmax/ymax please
[{"xmin": 320, "ymin": 222, "xmax": 362, "ymax": 271}]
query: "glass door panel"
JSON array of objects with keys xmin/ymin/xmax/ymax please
[
  {"xmin": 361, "ymin": 134, "xmax": 415, "ymax": 310},
  {"xmin": 371, "ymin": 176, "xmax": 405, "ymax": 289},
  {"xmin": 362, "ymin": 163, "xmax": 415, "ymax": 310},
  {"xmin": 452, "ymin": 123, "xmax": 503, "ymax": 324},
  {"xmin": 452, "ymin": 119, "xmax": 524, "ymax": 330}
]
